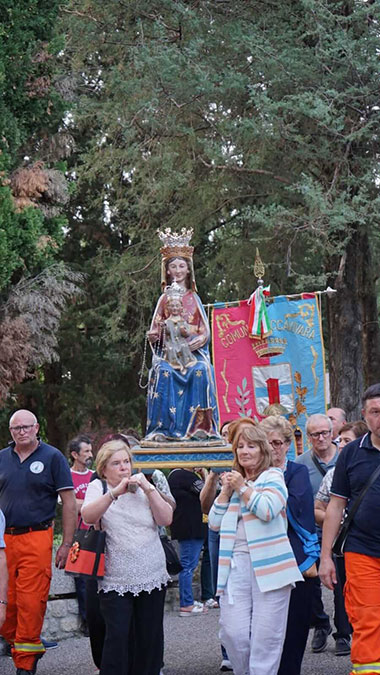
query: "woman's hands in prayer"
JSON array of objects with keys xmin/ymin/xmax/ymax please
[
  {"xmin": 128, "ymin": 472, "xmax": 155, "ymax": 495},
  {"xmin": 219, "ymin": 472, "xmax": 234, "ymax": 500},
  {"xmin": 225, "ymin": 470, "xmax": 246, "ymax": 493}
]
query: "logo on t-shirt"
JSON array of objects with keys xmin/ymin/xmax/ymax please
[{"xmin": 30, "ymin": 461, "xmax": 44, "ymax": 474}]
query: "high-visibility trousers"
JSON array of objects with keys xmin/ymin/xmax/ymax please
[
  {"xmin": 345, "ymin": 552, "xmax": 380, "ymax": 675},
  {"xmin": 1, "ymin": 527, "xmax": 53, "ymax": 671}
]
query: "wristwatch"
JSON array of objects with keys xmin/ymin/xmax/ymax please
[{"xmin": 239, "ymin": 484, "xmax": 249, "ymax": 495}]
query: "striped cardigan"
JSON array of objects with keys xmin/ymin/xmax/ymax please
[{"xmin": 208, "ymin": 467, "xmax": 303, "ymax": 593}]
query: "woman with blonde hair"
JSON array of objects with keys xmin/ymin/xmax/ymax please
[
  {"xmin": 209, "ymin": 418, "xmax": 302, "ymax": 675},
  {"xmin": 82, "ymin": 438, "xmax": 172, "ymax": 675}
]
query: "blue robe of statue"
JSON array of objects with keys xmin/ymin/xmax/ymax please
[{"xmin": 146, "ymin": 290, "xmax": 219, "ymax": 440}]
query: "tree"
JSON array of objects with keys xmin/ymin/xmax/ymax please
[
  {"xmin": 0, "ymin": 1, "xmax": 83, "ymax": 423},
  {"xmin": 55, "ymin": 0, "xmax": 380, "ymax": 424}
]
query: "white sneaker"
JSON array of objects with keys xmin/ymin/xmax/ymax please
[
  {"xmin": 179, "ymin": 604, "xmax": 208, "ymax": 616},
  {"xmin": 220, "ymin": 659, "xmax": 233, "ymax": 671},
  {"xmin": 204, "ymin": 598, "xmax": 219, "ymax": 609},
  {"xmin": 194, "ymin": 600, "xmax": 203, "ymax": 607}
]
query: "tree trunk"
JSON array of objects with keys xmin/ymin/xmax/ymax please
[
  {"xmin": 326, "ymin": 231, "xmax": 364, "ymax": 420},
  {"xmin": 358, "ymin": 231, "xmax": 380, "ymax": 387},
  {"xmin": 43, "ymin": 362, "xmax": 65, "ymax": 451}
]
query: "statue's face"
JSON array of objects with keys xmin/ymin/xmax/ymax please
[
  {"xmin": 167, "ymin": 298, "xmax": 183, "ymax": 316},
  {"xmin": 167, "ymin": 258, "xmax": 189, "ymax": 285}
]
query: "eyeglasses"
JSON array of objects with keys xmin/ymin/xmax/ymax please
[
  {"xmin": 9, "ymin": 424, "xmax": 36, "ymax": 433},
  {"xmin": 308, "ymin": 430, "xmax": 331, "ymax": 439},
  {"xmin": 270, "ymin": 440, "xmax": 286, "ymax": 449}
]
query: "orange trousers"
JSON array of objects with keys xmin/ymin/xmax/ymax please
[
  {"xmin": 345, "ymin": 552, "xmax": 380, "ymax": 675},
  {"xmin": 1, "ymin": 527, "xmax": 53, "ymax": 670}
]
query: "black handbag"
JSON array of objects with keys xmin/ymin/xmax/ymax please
[
  {"xmin": 332, "ymin": 462, "xmax": 380, "ymax": 557},
  {"xmin": 65, "ymin": 479, "xmax": 107, "ymax": 579},
  {"xmin": 160, "ymin": 535, "xmax": 183, "ymax": 575},
  {"xmin": 65, "ymin": 524, "xmax": 106, "ymax": 579}
]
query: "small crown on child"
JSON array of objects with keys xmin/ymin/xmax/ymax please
[{"xmin": 164, "ymin": 282, "xmax": 186, "ymax": 301}]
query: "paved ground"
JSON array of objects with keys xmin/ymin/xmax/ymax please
[{"xmin": 1, "ymin": 589, "xmax": 351, "ymax": 674}]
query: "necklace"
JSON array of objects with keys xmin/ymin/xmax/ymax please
[{"xmin": 138, "ymin": 322, "xmax": 166, "ymax": 391}]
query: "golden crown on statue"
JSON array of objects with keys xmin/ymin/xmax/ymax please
[
  {"xmin": 251, "ymin": 337, "xmax": 287, "ymax": 359},
  {"xmin": 158, "ymin": 227, "xmax": 194, "ymax": 259}
]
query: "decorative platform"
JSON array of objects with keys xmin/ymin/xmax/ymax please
[{"xmin": 133, "ymin": 442, "xmax": 233, "ymax": 472}]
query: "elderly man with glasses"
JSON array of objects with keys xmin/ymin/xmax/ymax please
[
  {"xmin": 295, "ymin": 414, "xmax": 345, "ymax": 655},
  {"xmin": 0, "ymin": 409, "xmax": 76, "ymax": 675}
]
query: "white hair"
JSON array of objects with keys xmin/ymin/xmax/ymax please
[
  {"xmin": 9, "ymin": 409, "xmax": 38, "ymax": 428},
  {"xmin": 306, "ymin": 413, "xmax": 332, "ymax": 434}
]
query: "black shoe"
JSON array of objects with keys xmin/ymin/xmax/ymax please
[
  {"xmin": 79, "ymin": 619, "xmax": 89, "ymax": 637},
  {"xmin": 311, "ymin": 626, "xmax": 332, "ymax": 653},
  {"xmin": 335, "ymin": 636, "xmax": 351, "ymax": 656},
  {"xmin": 16, "ymin": 670, "xmax": 34, "ymax": 674}
]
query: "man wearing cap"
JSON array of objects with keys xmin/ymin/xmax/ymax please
[{"xmin": 0, "ymin": 409, "xmax": 76, "ymax": 675}]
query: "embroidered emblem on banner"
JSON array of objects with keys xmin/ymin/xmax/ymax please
[{"xmin": 252, "ymin": 363, "xmax": 294, "ymax": 415}]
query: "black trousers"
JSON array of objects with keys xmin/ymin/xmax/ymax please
[
  {"xmin": 333, "ymin": 554, "xmax": 352, "ymax": 639},
  {"xmin": 99, "ymin": 587, "xmax": 165, "ymax": 675},
  {"xmin": 75, "ymin": 576, "xmax": 87, "ymax": 621},
  {"xmin": 309, "ymin": 560, "xmax": 331, "ymax": 630},
  {"xmin": 278, "ymin": 577, "xmax": 314, "ymax": 675},
  {"xmin": 85, "ymin": 579, "xmax": 105, "ymax": 669}
]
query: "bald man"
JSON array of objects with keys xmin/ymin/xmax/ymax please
[
  {"xmin": 327, "ymin": 408, "xmax": 346, "ymax": 443},
  {"xmin": 0, "ymin": 409, "xmax": 76, "ymax": 675}
]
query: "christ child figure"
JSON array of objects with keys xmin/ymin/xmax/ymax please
[{"xmin": 164, "ymin": 295, "xmax": 197, "ymax": 374}]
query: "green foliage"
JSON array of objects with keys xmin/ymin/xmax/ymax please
[
  {"xmin": 59, "ymin": 0, "xmax": 380, "ymax": 269},
  {"xmin": 4, "ymin": 0, "xmax": 379, "ymax": 441},
  {"xmin": 0, "ymin": 186, "xmax": 54, "ymax": 294},
  {"xmin": 0, "ymin": 0, "xmax": 66, "ymax": 163}
]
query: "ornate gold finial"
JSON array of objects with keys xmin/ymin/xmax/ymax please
[{"xmin": 254, "ymin": 248, "xmax": 265, "ymax": 285}]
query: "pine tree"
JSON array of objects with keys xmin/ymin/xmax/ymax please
[{"xmin": 57, "ymin": 0, "xmax": 380, "ymax": 422}]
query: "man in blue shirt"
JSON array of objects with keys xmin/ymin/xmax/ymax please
[
  {"xmin": 0, "ymin": 409, "xmax": 76, "ymax": 675},
  {"xmin": 320, "ymin": 384, "xmax": 380, "ymax": 675}
]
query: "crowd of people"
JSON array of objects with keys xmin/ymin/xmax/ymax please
[{"xmin": 1, "ymin": 386, "xmax": 380, "ymax": 674}]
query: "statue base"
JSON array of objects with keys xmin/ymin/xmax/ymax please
[{"xmin": 132, "ymin": 441, "xmax": 233, "ymax": 472}]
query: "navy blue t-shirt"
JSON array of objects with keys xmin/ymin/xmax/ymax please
[
  {"xmin": 331, "ymin": 432, "xmax": 380, "ymax": 557},
  {"xmin": 0, "ymin": 441, "xmax": 73, "ymax": 527}
]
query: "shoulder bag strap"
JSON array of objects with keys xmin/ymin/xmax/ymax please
[
  {"xmin": 78, "ymin": 478, "xmax": 107, "ymax": 531},
  {"xmin": 311, "ymin": 452, "xmax": 327, "ymax": 477},
  {"xmin": 342, "ymin": 460, "xmax": 380, "ymax": 530}
]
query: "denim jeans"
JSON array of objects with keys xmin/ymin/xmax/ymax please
[
  {"xmin": 178, "ymin": 538, "xmax": 204, "ymax": 607},
  {"xmin": 201, "ymin": 536, "xmax": 214, "ymax": 601},
  {"xmin": 208, "ymin": 528, "xmax": 220, "ymax": 596}
]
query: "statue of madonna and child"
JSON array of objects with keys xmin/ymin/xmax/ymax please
[{"xmin": 142, "ymin": 228, "xmax": 222, "ymax": 445}]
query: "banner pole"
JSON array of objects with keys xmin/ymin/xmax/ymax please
[{"xmin": 203, "ymin": 287, "xmax": 337, "ymax": 310}]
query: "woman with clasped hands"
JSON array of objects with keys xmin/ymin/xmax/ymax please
[
  {"xmin": 208, "ymin": 419, "xmax": 303, "ymax": 675},
  {"xmin": 82, "ymin": 438, "xmax": 173, "ymax": 675}
]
